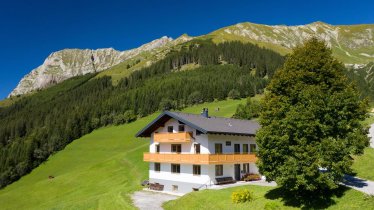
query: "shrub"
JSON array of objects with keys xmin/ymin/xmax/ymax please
[
  {"xmin": 231, "ymin": 189, "xmax": 253, "ymax": 203},
  {"xmin": 241, "ymin": 173, "xmax": 261, "ymax": 182},
  {"xmin": 228, "ymin": 89, "xmax": 240, "ymax": 99},
  {"xmin": 123, "ymin": 110, "xmax": 137, "ymax": 123}
]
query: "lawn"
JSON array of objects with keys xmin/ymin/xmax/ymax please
[
  {"xmin": 163, "ymin": 185, "xmax": 374, "ymax": 210},
  {"xmin": 0, "ymin": 99, "xmax": 245, "ymax": 209},
  {"xmin": 352, "ymin": 148, "xmax": 374, "ymax": 180}
]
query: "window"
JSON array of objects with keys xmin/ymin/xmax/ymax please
[
  {"xmin": 194, "ymin": 144, "xmax": 201, "ymax": 154},
  {"xmin": 172, "ymin": 185, "xmax": 178, "ymax": 191},
  {"xmin": 243, "ymin": 144, "xmax": 249, "ymax": 154},
  {"xmin": 225, "ymin": 141, "xmax": 231, "ymax": 146},
  {"xmin": 167, "ymin": 126, "xmax": 173, "ymax": 133},
  {"xmin": 243, "ymin": 163, "xmax": 250, "ymax": 173},
  {"xmin": 234, "ymin": 144, "xmax": 240, "ymax": 154},
  {"xmin": 171, "ymin": 144, "xmax": 182, "ymax": 153},
  {"xmin": 178, "ymin": 125, "xmax": 185, "ymax": 132},
  {"xmin": 215, "ymin": 165, "xmax": 223, "ymax": 176},
  {"xmin": 154, "ymin": 163, "xmax": 161, "ymax": 172},
  {"xmin": 215, "ymin": 144, "xmax": 223, "ymax": 154},
  {"xmin": 155, "ymin": 144, "xmax": 160, "ymax": 153},
  {"xmin": 171, "ymin": 164, "xmax": 180, "ymax": 173},
  {"xmin": 193, "ymin": 165, "xmax": 201, "ymax": 175},
  {"xmin": 250, "ymin": 144, "xmax": 257, "ymax": 153}
]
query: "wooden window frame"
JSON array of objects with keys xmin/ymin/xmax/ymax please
[
  {"xmin": 171, "ymin": 164, "xmax": 181, "ymax": 174},
  {"xmin": 154, "ymin": 162, "xmax": 161, "ymax": 172},
  {"xmin": 215, "ymin": 165, "xmax": 223, "ymax": 176},
  {"xmin": 171, "ymin": 144, "xmax": 182, "ymax": 153},
  {"xmin": 193, "ymin": 165, "xmax": 201, "ymax": 176},
  {"xmin": 215, "ymin": 143, "xmax": 223, "ymax": 154}
]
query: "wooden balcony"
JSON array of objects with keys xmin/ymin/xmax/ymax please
[
  {"xmin": 153, "ymin": 132, "xmax": 193, "ymax": 143},
  {"xmin": 143, "ymin": 153, "xmax": 257, "ymax": 164}
]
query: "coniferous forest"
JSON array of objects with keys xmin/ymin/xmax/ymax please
[{"xmin": 0, "ymin": 40, "xmax": 284, "ymax": 188}]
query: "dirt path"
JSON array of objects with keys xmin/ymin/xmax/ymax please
[{"xmin": 131, "ymin": 191, "xmax": 179, "ymax": 210}]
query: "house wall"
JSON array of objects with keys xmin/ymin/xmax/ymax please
[{"xmin": 147, "ymin": 117, "xmax": 260, "ymax": 194}]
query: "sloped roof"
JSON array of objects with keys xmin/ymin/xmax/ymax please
[{"xmin": 136, "ymin": 111, "xmax": 260, "ymax": 137}]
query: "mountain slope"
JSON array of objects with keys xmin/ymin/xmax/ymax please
[
  {"xmin": 205, "ymin": 21, "xmax": 374, "ymax": 64},
  {"xmin": 0, "ymin": 99, "xmax": 244, "ymax": 209},
  {"xmin": 9, "ymin": 21, "xmax": 374, "ymax": 98},
  {"xmin": 9, "ymin": 36, "xmax": 175, "ymax": 97}
]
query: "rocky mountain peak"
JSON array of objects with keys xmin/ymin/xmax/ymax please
[{"xmin": 9, "ymin": 36, "xmax": 175, "ymax": 97}]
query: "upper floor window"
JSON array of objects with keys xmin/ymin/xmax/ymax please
[
  {"xmin": 194, "ymin": 143, "xmax": 201, "ymax": 154},
  {"xmin": 243, "ymin": 144, "xmax": 249, "ymax": 154},
  {"xmin": 234, "ymin": 144, "xmax": 240, "ymax": 154},
  {"xmin": 171, "ymin": 144, "xmax": 182, "ymax": 153},
  {"xmin": 167, "ymin": 126, "xmax": 173, "ymax": 133},
  {"xmin": 155, "ymin": 144, "xmax": 160, "ymax": 153},
  {"xmin": 250, "ymin": 144, "xmax": 257, "ymax": 153},
  {"xmin": 225, "ymin": 141, "xmax": 231, "ymax": 146},
  {"xmin": 171, "ymin": 164, "xmax": 180, "ymax": 173},
  {"xmin": 215, "ymin": 144, "xmax": 223, "ymax": 154},
  {"xmin": 178, "ymin": 125, "xmax": 185, "ymax": 132}
]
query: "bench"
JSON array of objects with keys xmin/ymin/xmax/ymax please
[
  {"xmin": 149, "ymin": 183, "xmax": 164, "ymax": 191},
  {"xmin": 215, "ymin": 177, "xmax": 236, "ymax": 185}
]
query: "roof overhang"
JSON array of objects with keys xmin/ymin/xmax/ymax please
[{"xmin": 135, "ymin": 111, "xmax": 208, "ymax": 137}]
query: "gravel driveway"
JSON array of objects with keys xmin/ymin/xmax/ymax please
[{"xmin": 131, "ymin": 191, "xmax": 179, "ymax": 210}]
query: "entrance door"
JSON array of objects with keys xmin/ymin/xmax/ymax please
[{"xmin": 234, "ymin": 164, "xmax": 241, "ymax": 181}]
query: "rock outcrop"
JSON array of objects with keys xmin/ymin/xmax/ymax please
[{"xmin": 9, "ymin": 36, "xmax": 173, "ymax": 97}]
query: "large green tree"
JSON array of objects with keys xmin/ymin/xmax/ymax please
[{"xmin": 256, "ymin": 38, "xmax": 369, "ymax": 195}]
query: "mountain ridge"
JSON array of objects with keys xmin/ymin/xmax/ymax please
[
  {"xmin": 9, "ymin": 21, "xmax": 374, "ymax": 97},
  {"xmin": 8, "ymin": 36, "xmax": 176, "ymax": 97}
]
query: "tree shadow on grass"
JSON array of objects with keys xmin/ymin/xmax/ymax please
[{"xmin": 264, "ymin": 185, "xmax": 349, "ymax": 209}]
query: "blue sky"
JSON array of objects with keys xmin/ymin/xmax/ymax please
[{"xmin": 0, "ymin": 0, "xmax": 373, "ymax": 99}]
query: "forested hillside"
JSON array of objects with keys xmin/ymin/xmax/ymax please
[{"xmin": 0, "ymin": 40, "xmax": 284, "ymax": 188}]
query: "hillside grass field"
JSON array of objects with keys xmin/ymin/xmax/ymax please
[
  {"xmin": 352, "ymin": 148, "xmax": 374, "ymax": 180},
  {"xmin": 0, "ymin": 98, "xmax": 373, "ymax": 209},
  {"xmin": 163, "ymin": 185, "xmax": 374, "ymax": 210},
  {"xmin": 0, "ymin": 99, "xmax": 246, "ymax": 209}
]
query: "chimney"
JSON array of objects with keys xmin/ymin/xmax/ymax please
[{"xmin": 201, "ymin": 108, "xmax": 209, "ymax": 118}]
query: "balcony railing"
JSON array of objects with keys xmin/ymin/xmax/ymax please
[
  {"xmin": 143, "ymin": 153, "xmax": 257, "ymax": 164},
  {"xmin": 153, "ymin": 132, "xmax": 193, "ymax": 143}
]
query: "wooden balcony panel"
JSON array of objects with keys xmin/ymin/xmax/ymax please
[
  {"xmin": 144, "ymin": 153, "xmax": 257, "ymax": 164},
  {"xmin": 153, "ymin": 132, "xmax": 193, "ymax": 143}
]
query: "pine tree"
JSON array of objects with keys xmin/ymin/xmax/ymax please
[{"xmin": 256, "ymin": 38, "xmax": 369, "ymax": 195}]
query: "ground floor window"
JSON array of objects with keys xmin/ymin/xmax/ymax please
[
  {"xmin": 193, "ymin": 165, "xmax": 201, "ymax": 175},
  {"xmin": 154, "ymin": 162, "xmax": 161, "ymax": 172},
  {"xmin": 215, "ymin": 165, "xmax": 223, "ymax": 176},
  {"xmin": 243, "ymin": 163, "xmax": 250, "ymax": 173},
  {"xmin": 171, "ymin": 164, "xmax": 180, "ymax": 174},
  {"xmin": 172, "ymin": 185, "xmax": 178, "ymax": 191}
]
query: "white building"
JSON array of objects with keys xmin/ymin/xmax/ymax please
[{"xmin": 136, "ymin": 109, "xmax": 260, "ymax": 194}]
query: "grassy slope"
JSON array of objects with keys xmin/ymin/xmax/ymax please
[
  {"xmin": 352, "ymin": 148, "xmax": 374, "ymax": 180},
  {"xmin": 0, "ymin": 99, "xmax": 245, "ymax": 210},
  {"xmin": 163, "ymin": 185, "xmax": 374, "ymax": 210}
]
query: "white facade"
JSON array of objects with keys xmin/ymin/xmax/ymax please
[{"xmin": 146, "ymin": 118, "xmax": 260, "ymax": 193}]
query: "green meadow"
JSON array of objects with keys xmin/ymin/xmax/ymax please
[
  {"xmin": 0, "ymin": 98, "xmax": 373, "ymax": 209},
  {"xmin": 0, "ymin": 99, "xmax": 245, "ymax": 209}
]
